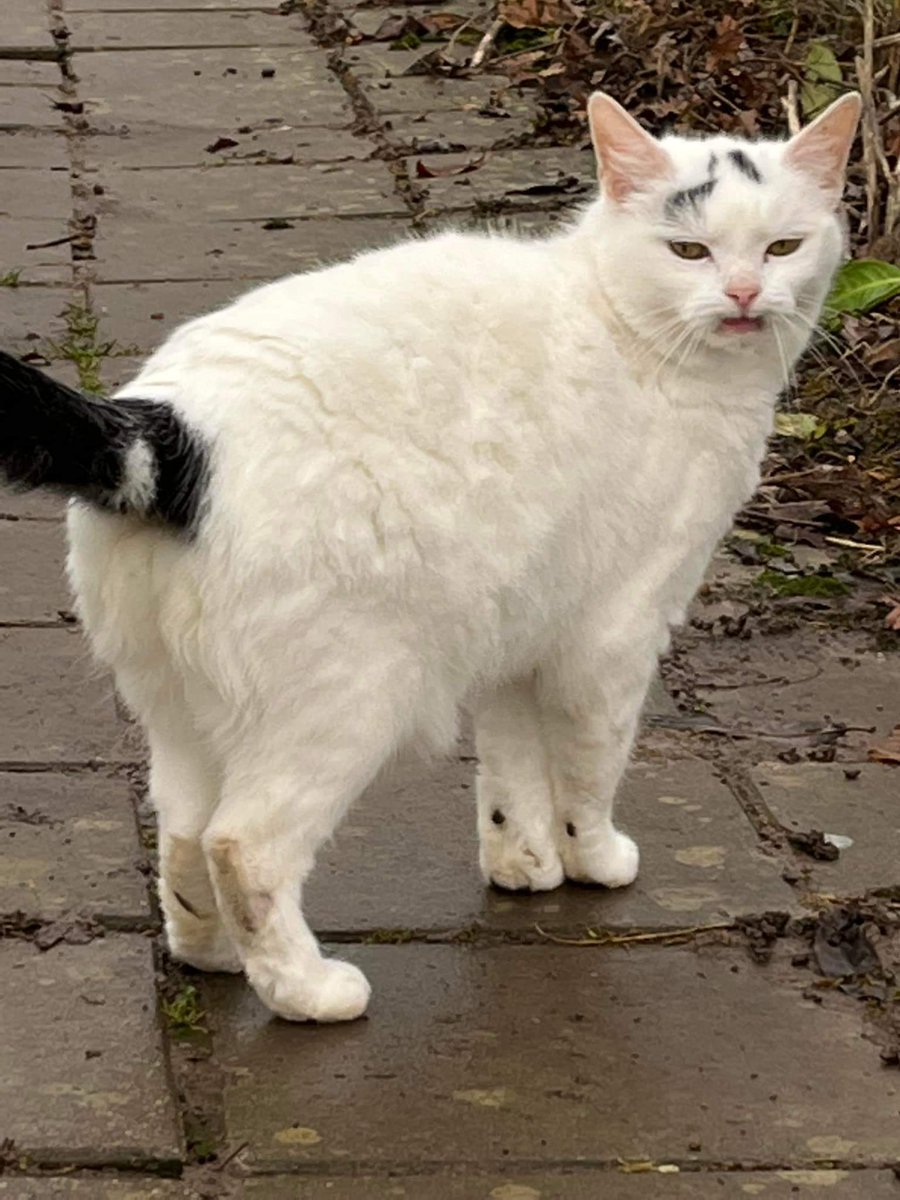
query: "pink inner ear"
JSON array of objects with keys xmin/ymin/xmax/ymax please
[
  {"xmin": 785, "ymin": 94, "xmax": 861, "ymax": 196},
  {"xmin": 588, "ymin": 93, "xmax": 673, "ymax": 203}
]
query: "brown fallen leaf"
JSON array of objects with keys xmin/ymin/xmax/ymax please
[
  {"xmin": 415, "ymin": 152, "xmax": 486, "ymax": 178},
  {"xmin": 868, "ymin": 725, "xmax": 900, "ymax": 765},
  {"xmin": 880, "ymin": 596, "xmax": 900, "ymax": 630},
  {"xmin": 498, "ymin": 0, "xmax": 581, "ymax": 30}
]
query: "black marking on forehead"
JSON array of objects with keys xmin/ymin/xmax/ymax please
[
  {"xmin": 708, "ymin": 152, "xmax": 718, "ymax": 174},
  {"xmin": 728, "ymin": 149, "xmax": 763, "ymax": 183},
  {"xmin": 665, "ymin": 177, "xmax": 716, "ymax": 216}
]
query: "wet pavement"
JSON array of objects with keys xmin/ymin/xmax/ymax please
[{"xmin": 2, "ymin": 2, "xmax": 900, "ymax": 1197}]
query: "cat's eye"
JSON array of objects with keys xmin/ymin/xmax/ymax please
[
  {"xmin": 669, "ymin": 241, "xmax": 711, "ymax": 260},
  {"xmin": 766, "ymin": 238, "xmax": 803, "ymax": 257}
]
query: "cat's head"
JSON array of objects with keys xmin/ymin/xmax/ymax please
[{"xmin": 584, "ymin": 92, "xmax": 860, "ymax": 368}]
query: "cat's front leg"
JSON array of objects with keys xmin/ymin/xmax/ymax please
[
  {"xmin": 538, "ymin": 633, "xmax": 657, "ymax": 888},
  {"xmin": 475, "ymin": 677, "xmax": 564, "ymax": 892}
]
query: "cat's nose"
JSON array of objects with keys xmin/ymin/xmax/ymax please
[{"xmin": 725, "ymin": 284, "xmax": 760, "ymax": 313}]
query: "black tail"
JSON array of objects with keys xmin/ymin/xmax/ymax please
[{"xmin": 0, "ymin": 350, "xmax": 207, "ymax": 532}]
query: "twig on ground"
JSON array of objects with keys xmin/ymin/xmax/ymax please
[
  {"xmin": 535, "ymin": 923, "xmax": 734, "ymax": 947},
  {"xmin": 782, "ymin": 78, "xmax": 801, "ymax": 134},
  {"xmin": 470, "ymin": 14, "xmax": 504, "ymax": 69}
]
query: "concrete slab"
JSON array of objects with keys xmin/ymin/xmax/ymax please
[
  {"xmin": 385, "ymin": 107, "xmax": 537, "ymax": 153},
  {"xmin": 82, "ymin": 123, "xmax": 370, "ymax": 170},
  {"xmin": 755, "ymin": 762, "xmax": 900, "ymax": 895},
  {"xmin": 248, "ymin": 1171, "xmax": 900, "ymax": 1198},
  {"xmin": 68, "ymin": 9, "xmax": 311, "ymax": 50},
  {"xmin": 0, "ymin": 936, "xmax": 180, "ymax": 1169},
  {"xmin": 76, "ymin": 48, "xmax": 351, "ymax": 133},
  {"xmin": 0, "ymin": 1182, "xmax": 194, "ymax": 1199},
  {"xmin": 0, "ymin": 87, "xmax": 63, "ymax": 130},
  {"xmin": 0, "ymin": 628, "xmax": 142, "ymax": 764},
  {"xmin": 91, "ymin": 212, "xmax": 411, "ymax": 282},
  {"xmin": 0, "ymin": 518, "xmax": 70, "ymax": 622},
  {"xmin": 91, "ymin": 160, "xmax": 403, "ymax": 225},
  {"xmin": 0, "ymin": 1, "xmax": 53, "ymax": 51},
  {"xmin": 0, "ymin": 485, "xmax": 67, "ymax": 520},
  {"xmin": 69, "ymin": 0, "xmax": 257, "ymax": 8},
  {"xmin": 0, "ymin": 220, "xmax": 73, "ymax": 285},
  {"xmin": 689, "ymin": 634, "xmax": 900, "ymax": 752},
  {"xmin": 0, "ymin": 284, "xmax": 71, "ymax": 358},
  {"xmin": 211, "ymin": 943, "xmax": 900, "ymax": 1170},
  {"xmin": 305, "ymin": 756, "xmax": 797, "ymax": 934},
  {"xmin": 0, "ymin": 771, "xmax": 150, "ymax": 921},
  {"xmin": 0, "ymin": 170, "xmax": 74, "ymax": 219},
  {"xmin": 103, "ymin": 355, "xmax": 145, "ymax": 393},
  {"xmin": 93, "ymin": 279, "xmax": 246, "ymax": 349},
  {"xmin": 412, "ymin": 147, "xmax": 594, "ymax": 212}
]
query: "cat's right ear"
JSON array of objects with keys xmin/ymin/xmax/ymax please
[{"xmin": 587, "ymin": 92, "xmax": 674, "ymax": 204}]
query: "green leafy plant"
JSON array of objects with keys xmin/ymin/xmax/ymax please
[
  {"xmin": 0, "ymin": 269, "xmax": 22, "ymax": 287},
  {"xmin": 162, "ymin": 984, "xmax": 207, "ymax": 1034},
  {"xmin": 800, "ymin": 42, "xmax": 842, "ymax": 118},
  {"xmin": 825, "ymin": 259, "xmax": 900, "ymax": 317}
]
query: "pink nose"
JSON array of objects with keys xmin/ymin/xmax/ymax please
[{"xmin": 726, "ymin": 285, "xmax": 760, "ymax": 313}]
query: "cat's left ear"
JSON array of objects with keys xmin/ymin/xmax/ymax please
[
  {"xmin": 785, "ymin": 92, "xmax": 862, "ymax": 203},
  {"xmin": 587, "ymin": 92, "xmax": 674, "ymax": 204}
]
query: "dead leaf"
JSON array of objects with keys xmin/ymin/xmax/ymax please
[
  {"xmin": 415, "ymin": 152, "xmax": 486, "ymax": 178},
  {"xmin": 205, "ymin": 136, "xmax": 239, "ymax": 153},
  {"xmin": 705, "ymin": 15, "xmax": 744, "ymax": 72},
  {"xmin": 868, "ymin": 725, "xmax": 900, "ymax": 765},
  {"xmin": 498, "ymin": 0, "xmax": 580, "ymax": 30}
]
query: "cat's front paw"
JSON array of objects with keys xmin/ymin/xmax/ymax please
[
  {"xmin": 247, "ymin": 955, "xmax": 371, "ymax": 1023},
  {"xmin": 560, "ymin": 826, "xmax": 639, "ymax": 888},
  {"xmin": 480, "ymin": 831, "xmax": 565, "ymax": 892}
]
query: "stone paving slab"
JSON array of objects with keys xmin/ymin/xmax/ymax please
[
  {"xmin": 82, "ymin": 124, "xmax": 369, "ymax": 170},
  {"xmin": 0, "ymin": 771, "xmax": 150, "ymax": 921},
  {"xmin": 412, "ymin": 147, "xmax": 594, "ymax": 212},
  {"xmin": 69, "ymin": 0, "xmax": 279, "ymax": 8},
  {"xmin": 0, "ymin": 285, "xmax": 71, "ymax": 358},
  {"xmin": 0, "ymin": 1, "xmax": 53, "ymax": 50},
  {"xmin": 0, "ymin": 628, "xmax": 142, "ymax": 764},
  {"xmin": 754, "ymin": 763, "xmax": 900, "ymax": 895},
  {"xmin": 93, "ymin": 280, "xmax": 246, "ymax": 350},
  {"xmin": 210, "ymin": 944, "xmax": 900, "ymax": 1170},
  {"xmin": 0, "ymin": 485, "xmax": 67, "ymax": 520},
  {"xmin": 385, "ymin": 107, "xmax": 537, "ymax": 153},
  {"xmin": 2, "ymin": 171, "xmax": 75, "ymax": 220},
  {"xmin": 248, "ymin": 1171, "xmax": 900, "ymax": 1198},
  {"xmin": 0, "ymin": 936, "xmax": 181, "ymax": 1169},
  {"xmin": 0, "ymin": 518, "xmax": 71, "ymax": 622},
  {"xmin": 0, "ymin": 1183, "xmax": 194, "ymax": 1199},
  {"xmin": 2, "ymin": 129, "xmax": 68, "ymax": 171},
  {"xmin": 68, "ymin": 9, "xmax": 310, "ymax": 50},
  {"xmin": 0, "ymin": 89, "xmax": 64, "ymax": 131},
  {"xmin": 76, "ymin": 48, "xmax": 351, "ymax": 133},
  {"xmin": 92, "ymin": 161, "xmax": 403, "ymax": 225},
  {"xmin": 0, "ymin": 62, "xmax": 63, "ymax": 89},
  {"xmin": 345, "ymin": 47, "xmax": 535, "ymax": 119},
  {"xmin": 690, "ymin": 634, "xmax": 900, "ymax": 751},
  {"xmin": 305, "ymin": 756, "xmax": 797, "ymax": 934},
  {"xmin": 103, "ymin": 355, "xmax": 145, "ymax": 393},
  {"xmin": 91, "ymin": 213, "xmax": 411, "ymax": 282},
  {"xmin": 0, "ymin": 221, "xmax": 73, "ymax": 285}
]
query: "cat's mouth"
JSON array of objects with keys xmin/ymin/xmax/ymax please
[{"xmin": 719, "ymin": 316, "xmax": 764, "ymax": 334}]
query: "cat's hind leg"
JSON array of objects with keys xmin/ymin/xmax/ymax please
[
  {"xmin": 475, "ymin": 676, "xmax": 564, "ymax": 892},
  {"xmin": 148, "ymin": 716, "xmax": 242, "ymax": 974},
  {"xmin": 202, "ymin": 665, "xmax": 418, "ymax": 1022}
]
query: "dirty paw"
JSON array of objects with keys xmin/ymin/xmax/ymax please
[{"xmin": 560, "ymin": 826, "xmax": 640, "ymax": 888}]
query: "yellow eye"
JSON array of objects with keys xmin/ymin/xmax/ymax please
[
  {"xmin": 669, "ymin": 241, "xmax": 711, "ymax": 260},
  {"xmin": 767, "ymin": 238, "xmax": 803, "ymax": 256}
]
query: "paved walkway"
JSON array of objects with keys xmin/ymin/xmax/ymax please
[{"xmin": 2, "ymin": 2, "xmax": 900, "ymax": 1197}]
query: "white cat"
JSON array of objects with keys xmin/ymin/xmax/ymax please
[{"xmin": 0, "ymin": 91, "xmax": 859, "ymax": 1022}]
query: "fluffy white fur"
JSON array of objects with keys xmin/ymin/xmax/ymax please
[{"xmin": 66, "ymin": 93, "xmax": 859, "ymax": 1021}]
